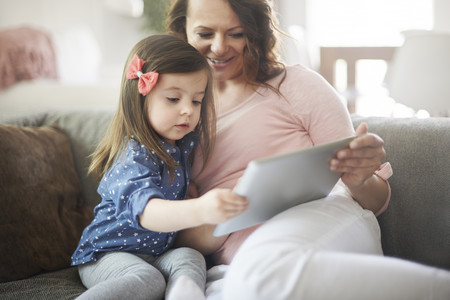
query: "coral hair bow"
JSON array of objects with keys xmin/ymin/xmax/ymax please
[{"xmin": 125, "ymin": 53, "xmax": 159, "ymax": 96}]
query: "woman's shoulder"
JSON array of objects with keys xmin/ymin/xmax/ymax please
[
  {"xmin": 263, "ymin": 64, "xmax": 335, "ymax": 99},
  {"xmin": 269, "ymin": 64, "xmax": 340, "ymax": 102},
  {"xmin": 282, "ymin": 64, "xmax": 331, "ymax": 87},
  {"xmin": 266, "ymin": 64, "xmax": 348, "ymax": 123}
]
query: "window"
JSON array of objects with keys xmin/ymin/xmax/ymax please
[
  {"xmin": 307, "ymin": 0, "xmax": 433, "ymax": 47},
  {"xmin": 307, "ymin": 0, "xmax": 434, "ymax": 115}
]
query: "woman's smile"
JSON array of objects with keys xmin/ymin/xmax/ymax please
[{"xmin": 208, "ymin": 57, "xmax": 234, "ymax": 66}]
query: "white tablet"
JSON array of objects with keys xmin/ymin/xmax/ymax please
[{"xmin": 213, "ymin": 135, "xmax": 357, "ymax": 236}]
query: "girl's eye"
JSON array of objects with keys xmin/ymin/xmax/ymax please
[
  {"xmin": 167, "ymin": 97, "xmax": 179, "ymax": 103},
  {"xmin": 193, "ymin": 100, "xmax": 202, "ymax": 105}
]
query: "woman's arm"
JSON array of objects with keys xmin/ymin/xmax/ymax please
[
  {"xmin": 174, "ymin": 225, "xmax": 228, "ymax": 255},
  {"xmin": 344, "ymin": 173, "xmax": 389, "ymax": 213}
]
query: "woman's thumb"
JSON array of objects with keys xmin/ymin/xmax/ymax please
[{"xmin": 355, "ymin": 122, "xmax": 368, "ymax": 135}]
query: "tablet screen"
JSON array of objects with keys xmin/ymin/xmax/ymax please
[{"xmin": 213, "ymin": 135, "xmax": 356, "ymax": 236}]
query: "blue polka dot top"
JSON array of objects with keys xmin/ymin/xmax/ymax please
[{"xmin": 71, "ymin": 133, "xmax": 198, "ymax": 266}]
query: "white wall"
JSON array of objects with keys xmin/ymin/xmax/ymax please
[
  {"xmin": 1, "ymin": 0, "xmax": 446, "ymax": 73},
  {"xmin": 275, "ymin": 0, "xmax": 316, "ymax": 68},
  {"xmin": 275, "ymin": 0, "xmax": 447, "ymax": 69},
  {"xmin": 276, "ymin": 0, "xmax": 307, "ymax": 29},
  {"xmin": 279, "ymin": 0, "xmax": 442, "ymax": 36},
  {"xmin": 433, "ymin": 0, "xmax": 450, "ymax": 32},
  {"xmin": 0, "ymin": 0, "xmax": 148, "ymax": 79}
]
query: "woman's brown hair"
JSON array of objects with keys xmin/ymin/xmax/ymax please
[
  {"xmin": 89, "ymin": 34, "xmax": 215, "ymax": 181},
  {"xmin": 166, "ymin": 0, "xmax": 286, "ymax": 90}
]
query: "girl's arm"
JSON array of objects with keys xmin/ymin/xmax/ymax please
[
  {"xmin": 138, "ymin": 188, "xmax": 248, "ymax": 233},
  {"xmin": 167, "ymin": 183, "xmax": 231, "ymax": 255}
]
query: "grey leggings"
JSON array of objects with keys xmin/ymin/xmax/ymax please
[{"xmin": 76, "ymin": 247, "xmax": 206, "ymax": 300}]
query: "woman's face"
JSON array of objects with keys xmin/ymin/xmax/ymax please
[{"xmin": 185, "ymin": 0, "xmax": 247, "ymax": 82}]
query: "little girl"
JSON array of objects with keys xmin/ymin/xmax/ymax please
[{"xmin": 71, "ymin": 35, "xmax": 248, "ymax": 300}]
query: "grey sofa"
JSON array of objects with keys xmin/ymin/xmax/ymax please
[{"xmin": 0, "ymin": 109, "xmax": 449, "ymax": 299}]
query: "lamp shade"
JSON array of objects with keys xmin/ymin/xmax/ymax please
[{"xmin": 387, "ymin": 31, "xmax": 450, "ymax": 116}]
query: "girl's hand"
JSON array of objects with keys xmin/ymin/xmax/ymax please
[
  {"xmin": 330, "ymin": 122, "xmax": 386, "ymax": 189},
  {"xmin": 197, "ymin": 189, "xmax": 248, "ymax": 224}
]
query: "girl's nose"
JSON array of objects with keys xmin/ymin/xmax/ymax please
[
  {"xmin": 180, "ymin": 103, "xmax": 192, "ymax": 115},
  {"xmin": 211, "ymin": 36, "xmax": 227, "ymax": 56}
]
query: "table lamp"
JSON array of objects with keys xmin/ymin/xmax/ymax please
[{"xmin": 387, "ymin": 31, "xmax": 450, "ymax": 117}]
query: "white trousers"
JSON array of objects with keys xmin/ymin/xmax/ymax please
[{"xmin": 223, "ymin": 184, "xmax": 450, "ymax": 300}]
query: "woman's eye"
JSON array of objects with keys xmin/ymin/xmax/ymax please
[
  {"xmin": 197, "ymin": 32, "xmax": 212, "ymax": 38},
  {"xmin": 230, "ymin": 32, "xmax": 244, "ymax": 38}
]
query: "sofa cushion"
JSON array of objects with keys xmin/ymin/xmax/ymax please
[
  {"xmin": 0, "ymin": 124, "xmax": 93, "ymax": 282},
  {"xmin": 0, "ymin": 267, "xmax": 85, "ymax": 300}
]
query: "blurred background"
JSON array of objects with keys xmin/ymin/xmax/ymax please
[{"xmin": 0, "ymin": 0, "xmax": 449, "ymax": 116}]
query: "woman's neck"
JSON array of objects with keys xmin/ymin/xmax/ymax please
[{"xmin": 214, "ymin": 79, "xmax": 256, "ymax": 115}]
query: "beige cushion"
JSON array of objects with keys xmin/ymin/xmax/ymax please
[{"xmin": 0, "ymin": 124, "xmax": 93, "ymax": 282}]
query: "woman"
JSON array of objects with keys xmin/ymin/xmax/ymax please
[{"xmin": 167, "ymin": 0, "xmax": 450, "ymax": 299}]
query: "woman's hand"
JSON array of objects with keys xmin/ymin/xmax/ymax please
[
  {"xmin": 330, "ymin": 122, "xmax": 385, "ymax": 188},
  {"xmin": 330, "ymin": 122, "xmax": 389, "ymax": 212}
]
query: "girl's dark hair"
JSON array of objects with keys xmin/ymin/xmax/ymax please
[
  {"xmin": 166, "ymin": 0, "xmax": 286, "ymax": 89},
  {"xmin": 89, "ymin": 34, "xmax": 215, "ymax": 180}
]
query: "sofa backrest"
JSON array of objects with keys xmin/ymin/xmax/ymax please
[
  {"xmin": 352, "ymin": 115, "xmax": 450, "ymax": 270},
  {"xmin": 1, "ymin": 110, "xmax": 449, "ymax": 271}
]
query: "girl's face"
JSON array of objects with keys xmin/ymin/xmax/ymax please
[
  {"xmin": 185, "ymin": 0, "xmax": 247, "ymax": 83},
  {"xmin": 146, "ymin": 70, "xmax": 208, "ymax": 145}
]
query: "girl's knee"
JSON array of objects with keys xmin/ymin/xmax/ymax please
[
  {"xmin": 136, "ymin": 266, "xmax": 166, "ymax": 299},
  {"xmin": 170, "ymin": 247, "xmax": 206, "ymax": 265},
  {"xmin": 172, "ymin": 247, "xmax": 202, "ymax": 256},
  {"xmin": 157, "ymin": 247, "xmax": 206, "ymax": 285}
]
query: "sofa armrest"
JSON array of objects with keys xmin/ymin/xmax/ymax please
[{"xmin": 352, "ymin": 115, "xmax": 450, "ymax": 270}]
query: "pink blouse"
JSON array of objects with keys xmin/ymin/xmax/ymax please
[{"xmin": 191, "ymin": 65, "xmax": 391, "ymax": 265}]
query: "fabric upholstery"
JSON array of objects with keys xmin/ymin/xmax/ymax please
[
  {"xmin": 43, "ymin": 110, "xmax": 115, "ymax": 207},
  {"xmin": 352, "ymin": 116, "xmax": 450, "ymax": 269},
  {"xmin": 0, "ymin": 124, "xmax": 93, "ymax": 282},
  {"xmin": 0, "ymin": 110, "xmax": 449, "ymax": 299},
  {"xmin": 0, "ymin": 267, "xmax": 85, "ymax": 299}
]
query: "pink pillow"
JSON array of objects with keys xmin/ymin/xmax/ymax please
[{"xmin": 0, "ymin": 27, "xmax": 58, "ymax": 90}]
